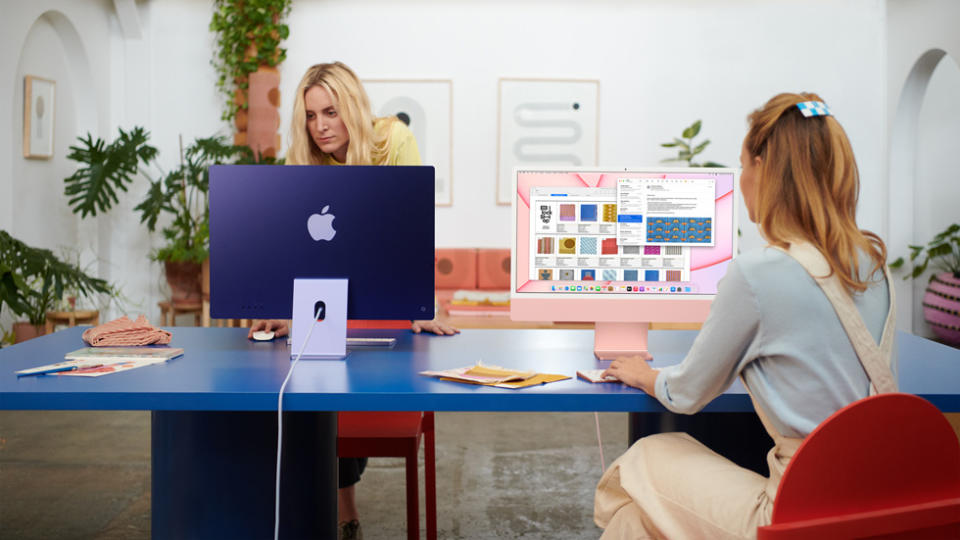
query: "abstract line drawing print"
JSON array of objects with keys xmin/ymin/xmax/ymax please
[
  {"xmin": 559, "ymin": 204, "xmax": 576, "ymax": 221},
  {"xmin": 363, "ymin": 80, "xmax": 453, "ymax": 205},
  {"xmin": 497, "ymin": 79, "xmax": 599, "ymax": 204},
  {"xmin": 579, "ymin": 237, "xmax": 597, "ymax": 255}
]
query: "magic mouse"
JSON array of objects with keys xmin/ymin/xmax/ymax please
[{"xmin": 252, "ymin": 330, "xmax": 276, "ymax": 341}]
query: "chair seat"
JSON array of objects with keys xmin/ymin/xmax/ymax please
[{"xmin": 338, "ymin": 411, "xmax": 424, "ymax": 439}]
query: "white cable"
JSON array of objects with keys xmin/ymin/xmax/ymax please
[
  {"xmin": 594, "ymin": 411, "xmax": 606, "ymax": 472},
  {"xmin": 274, "ymin": 311, "xmax": 323, "ymax": 540}
]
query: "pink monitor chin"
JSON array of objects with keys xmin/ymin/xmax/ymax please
[{"xmin": 511, "ymin": 296, "xmax": 712, "ymax": 360}]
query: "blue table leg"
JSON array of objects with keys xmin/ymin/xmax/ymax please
[{"xmin": 152, "ymin": 410, "xmax": 337, "ymax": 539}]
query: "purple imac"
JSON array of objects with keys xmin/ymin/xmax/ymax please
[{"xmin": 208, "ymin": 164, "xmax": 436, "ymax": 321}]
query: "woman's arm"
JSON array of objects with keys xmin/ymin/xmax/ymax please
[{"xmin": 602, "ymin": 260, "xmax": 762, "ymax": 413}]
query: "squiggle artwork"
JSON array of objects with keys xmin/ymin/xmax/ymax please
[{"xmin": 497, "ymin": 79, "xmax": 598, "ymax": 204}]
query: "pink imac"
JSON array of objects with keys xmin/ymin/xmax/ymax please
[{"xmin": 510, "ymin": 167, "xmax": 739, "ymax": 360}]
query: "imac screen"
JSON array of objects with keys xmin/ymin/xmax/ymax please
[{"xmin": 515, "ymin": 169, "xmax": 736, "ymax": 297}]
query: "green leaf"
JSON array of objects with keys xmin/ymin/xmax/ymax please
[
  {"xmin": 889, "ymin": 257, "xmax": 905, "ymax": 269},
  {"xmin": 63, "ymin": 127, "xmax": 156, "ymax": 217},
  {"xmin": 661, "ymin": 142, "xmax": 679, "ymax": 148},
  {"xmin": 682, "ymin": 120, "xmax": 702, "ymax": 139}
]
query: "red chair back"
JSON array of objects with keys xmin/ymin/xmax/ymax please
[{"xmin": 759, "ymin": 393, "xmax": 960, "ymax": 539}]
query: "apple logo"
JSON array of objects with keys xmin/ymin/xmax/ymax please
[{"xmin": 307, "ymin": 205, "xmax": 336, "ymax": 241}]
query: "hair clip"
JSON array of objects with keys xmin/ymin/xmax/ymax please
[{"xmin": 796, "ymin": 101, "xmax": 832, "ymax": 118}]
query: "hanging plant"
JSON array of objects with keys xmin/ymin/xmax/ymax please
[{"xmin": 209, "ymin": 0, "xmax": 291, "ymax": 123}]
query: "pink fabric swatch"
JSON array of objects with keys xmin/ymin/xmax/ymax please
[{"xmin": 82, "ymin": 315, "xmax": 172, "ymax": 347}]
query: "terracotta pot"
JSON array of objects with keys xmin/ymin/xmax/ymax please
[
  {"xmin": 13, "ymin": 322, "xmax": 45, "ymax": 343},
  {"xmin": 165, "ymin": 260, "xmax": 203, "ymax": 306},
  {"xmin": 922, "ymin": 271, "xmax": 960, "ymax": 345}
]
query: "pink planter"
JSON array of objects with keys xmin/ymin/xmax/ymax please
[{"xmin": 922, "ymin": 272, "xmax": 960, "ymax": 345}]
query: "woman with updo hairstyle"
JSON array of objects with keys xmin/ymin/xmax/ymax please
[
  {"xmin": 594, "ymin": 93, "xmax": 896, "ymax": 539},
  {"xmin": 249, "ymin": 61, "xmax": 457, "ymax": 540}
]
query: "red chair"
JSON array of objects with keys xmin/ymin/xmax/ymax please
[
  {"xmin": 340, "ymin": 319, "xmax": 437, "ymax": 540},
  {"xmin": 338, "ymin": 411, "xmax": 437, "ymax": 540},
  {"xmin": 758, "ymin": 393, "xmax": 960, "ymax": 539}
]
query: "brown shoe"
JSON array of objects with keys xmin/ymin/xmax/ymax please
[{"xmin": 338, "ymin": 519, "xmax": 363, "ymax": 540}]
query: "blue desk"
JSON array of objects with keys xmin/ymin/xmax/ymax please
[{"xmin": 2, "ymin": 327, "xmax": 958, "ymax": 538}]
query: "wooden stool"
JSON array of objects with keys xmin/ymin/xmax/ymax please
[
  {"xmin": 45, "ymin": 309, "xmax": 99, "ymax": 334},
  {"xmin": 158, "ymin": 301, "xmax": 203, "ymax": 327}
]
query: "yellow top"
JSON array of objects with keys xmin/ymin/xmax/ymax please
[{"xmin": 322, "ymin": 117, "xmax": 422, "ymax": 166}]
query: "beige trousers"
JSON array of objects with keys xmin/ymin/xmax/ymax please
[{"xmin": 595, "ymin": 432, "xmax": 773, "ymax": 540}]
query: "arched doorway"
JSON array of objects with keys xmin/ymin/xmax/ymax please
[{"xmin": 889, "ymin": 49, "xmax": 960, "ymax": 335}]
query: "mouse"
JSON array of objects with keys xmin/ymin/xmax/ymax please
[{"xmin": 252, "ymin": 330, "xmax": 276, "ymax": 341}]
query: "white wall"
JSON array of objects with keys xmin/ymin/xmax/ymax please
[
  {"xmin": 1, "ymin": 0, "xmax": 116, "ymax": 328},
  {"xmin": 276, "ymin": 0, "xmax": 888, "ymax": 253},
  {"xmin": 141, "ymin": 0, "xmax": 887, "ymax": 251},
  {"xmin": 886, "ymin": 0, "xmax": 960, "ymax": 333}
]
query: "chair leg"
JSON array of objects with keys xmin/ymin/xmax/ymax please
[
  {"xmin": 406, "ymin": 451, "xmax": 420, "ymax": 540},
  {"xmin": 424, "ymin": 412, "xmax": 437, "ymax": 540}
]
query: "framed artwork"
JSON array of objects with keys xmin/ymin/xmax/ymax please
[
  {"xmin": 23, "ymin": 75, "xmax": 56, "ymax": 159},
  {"xmin": 497, "ymin": 78, "xmax": 599, "ymax": 205},
  {"xmin": 363, "ymin": 79, "xmax": 453, "ymax": 206}
]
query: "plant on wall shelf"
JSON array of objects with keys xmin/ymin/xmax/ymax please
[
  {"xmin": 661, "ymin": 120, "xmax": 727, "ymax": 168},
  {"xmin": 63, "ymin": 127, "xmax": 244, "ymax": 264},
  {"xmin": 209, "ymin": 0, "xmax": 292, "ymax": 123}
]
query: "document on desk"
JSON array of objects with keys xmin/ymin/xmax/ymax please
[
  {"xmin": 15, "ymin": 347, "xmax": 183, "ymax": 378},
  {"xmin": 419, "ymin": 364, "xmax": 570, "ymax": 389}
]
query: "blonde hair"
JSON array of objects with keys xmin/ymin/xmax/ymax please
[
  {"xmin": 744, "ymin": 92, "xmax": 886, "ymax": 294},
  {"xmin": 287, "ymin": 62, "xmax": 397, "ymax": 165}
]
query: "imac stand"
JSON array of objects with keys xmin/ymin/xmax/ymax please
[{"xmin": 594, "ymin": 322, "xmax": 649, "ymax": 361}]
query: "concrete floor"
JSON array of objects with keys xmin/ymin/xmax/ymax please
[{"xmin": 0, "ymin": 410, "xmax": 628, "ymax": 539}]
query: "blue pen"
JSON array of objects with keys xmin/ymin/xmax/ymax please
[{"xmin": 16, "ymin": 362, "xmax": 102, "ymax": 377}]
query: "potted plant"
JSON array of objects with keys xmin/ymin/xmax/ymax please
[
  {"xmin": 63, "ymin": 128, "xmax": 244, "ymax": 306},
  {"xmin": 0, "ymin": 230, "xmax": 112, "ymax": 343},
  {"xmin": 660, "ymin": 120, "xmax": 727, "ymax": 167},
  {"xmin": 890, "ymin": 223, "xmax": 960, "ymax": 345}
]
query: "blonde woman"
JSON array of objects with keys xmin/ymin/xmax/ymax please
[
  {"xmin": 249, "ymin": 61, "xmax": 457, "ymax": 540},
  {"xmin": 595, "ymin": 93, "xmax": 896, "ymax": 539}
]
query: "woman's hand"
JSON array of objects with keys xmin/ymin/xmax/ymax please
[
  {"xmin": 247, "ymin": 319, "xmax": 290, "ymax": 339},
  {"xmin": 411, "ymin": 319, "xmax": 460, "ymax": 336},
  {"xmin": 602, "ymin": 352, "xmax": 659, "ymax": 395}
]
